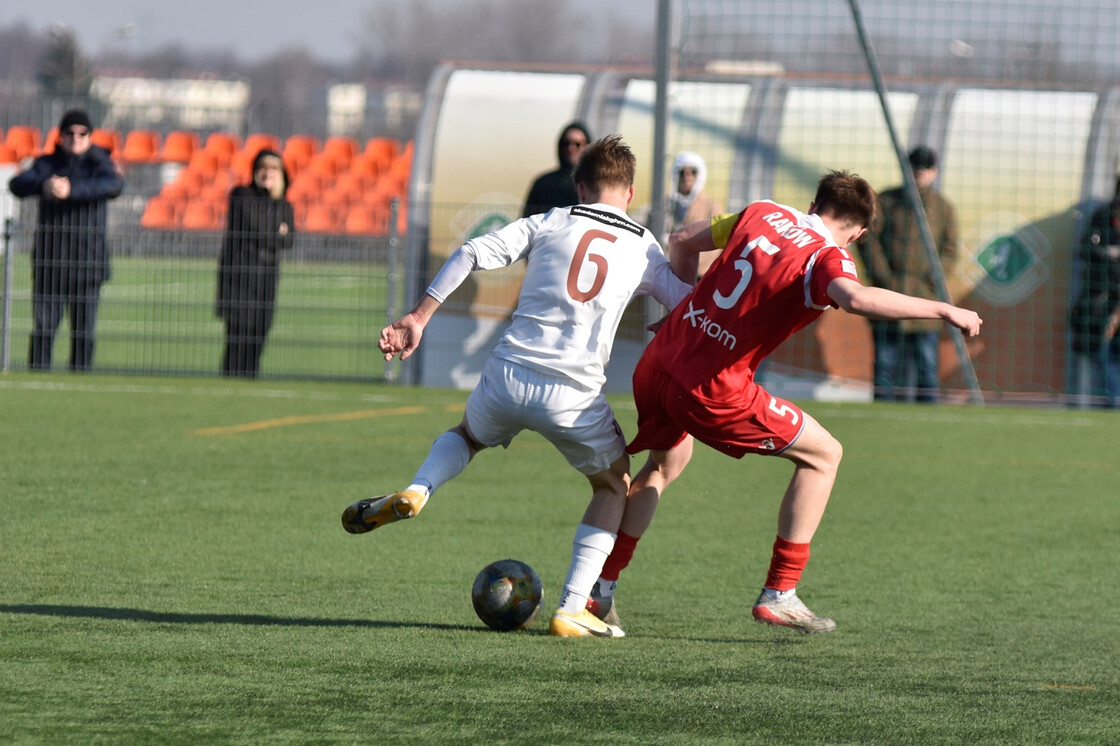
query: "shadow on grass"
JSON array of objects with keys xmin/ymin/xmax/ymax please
[
  {"xmin": 1, "ymin": 605, "xmax": 815, "ymax": 643},
  {"xmin": 0, "ymin": 604, "xmax": 478, "ymax": 632}
]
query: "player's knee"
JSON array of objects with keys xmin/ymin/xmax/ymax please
[
  {"xmin": 822, "ymin": 434, "xmax": 843, "ymax": 472},
  {"xmin": 588, "ymin": 469, "xmax": 629, "ymax": 500}
]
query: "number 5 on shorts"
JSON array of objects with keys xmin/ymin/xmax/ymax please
[{"xmin": 768, "ymin": 396, "xmax": 800, "ymax": 425}]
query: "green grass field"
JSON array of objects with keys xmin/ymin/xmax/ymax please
[{"xmin": 2, "ymin": 374, "xmax": 1118, "ymax": 744}]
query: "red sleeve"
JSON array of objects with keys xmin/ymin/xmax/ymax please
[{"xmin": 808, "ymin": 245, "xmax": 861, "ymax": 308}]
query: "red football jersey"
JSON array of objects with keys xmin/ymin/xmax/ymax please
[{"xmin": 650, "ymin": 200, "xmax": 861, "ymax": 405}]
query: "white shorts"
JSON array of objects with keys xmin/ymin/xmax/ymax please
[{"xmin": 464, "ymin": 357, "xmax": 626, "ymax": 475}]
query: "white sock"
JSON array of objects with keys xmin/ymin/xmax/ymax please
[
  {"xmin": 410, "ymin": 431, "xmax": 472, "ymax": 497},
  {"xmin": 558, "ymin": 524, "xmax": 616, "ymax": 613},
  {"xmin": 593, "ymin": 578, "xmax": 617, "ymax": 598},
  {"xmin": 763, "ymin": 587, "xmax": 796, "ymax": 601}
]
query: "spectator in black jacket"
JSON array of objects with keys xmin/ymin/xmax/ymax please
[
  {"xmin": 1070, "ymin": 177, "xmax": 1120, "ymax": 406},
  {"xmin": 8, "ymin": 109, "xmax": 124, "ymax": 371},
  {"xmin": 521, "ymin": 121, "xmax": 591, "ymax": 218},
  {"xmin": 215, "ymin": 148, "xmax": 295, "ymax": 377}
]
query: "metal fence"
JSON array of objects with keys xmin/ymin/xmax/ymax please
[
  {"xmin": 1, "ymin": 193, "xmax": 402, "ymax": 382},
  {"xmin": 6, "ymin": 1, "xmax": 1120, "ymax": 405}
]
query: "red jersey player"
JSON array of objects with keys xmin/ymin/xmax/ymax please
[{"xmin": 589, "ymin": 170, "xmax": 982, "ymax": 633}]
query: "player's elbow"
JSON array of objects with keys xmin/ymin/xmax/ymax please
[{"xmin": 827, "ymin": 280, "xmax": 865, "ymax": 315}]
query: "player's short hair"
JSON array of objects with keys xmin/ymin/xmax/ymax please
[
  {"xmin": 572, "ymin": 135, "xmax": 635, "ymax": 191},
  {"xmin": 813, "ymin": 170, "xmax": 877, "ymax": 229}
]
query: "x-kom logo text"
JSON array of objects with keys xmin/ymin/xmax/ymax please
[{"xmin": 682, "ymin": 301, "xmax": 738, "ymax": 349}]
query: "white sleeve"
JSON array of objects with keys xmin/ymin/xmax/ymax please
[
  {"xmin": 425, "ymin": 214, "xmax": 543, "ymax": 303},
  {"xmin": 425, "ymin": 247, "xmax": 475, "ymax": 304},
  {"xmin": 639, "ymin": 241, "xmax": 693, "ymax": 310}
]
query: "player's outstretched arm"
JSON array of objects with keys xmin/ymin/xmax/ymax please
[
  {"xmin": 379, "ymin": 294, "xmax": 442, "ymax": 361},
  {"xmin": 827, "ymin": 277, "xmax": 982, "ymax": 337},
  {"xmin": 667, "ymin": 219, "xmax": 717, "ymax": 284}
]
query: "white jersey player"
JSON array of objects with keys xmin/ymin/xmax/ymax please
[{"xmin": 341, "ymin": 136, "xmax": 694, "ymax": 638}]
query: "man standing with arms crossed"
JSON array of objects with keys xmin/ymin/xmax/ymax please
[{"xmin": 589, "ymin": 171, "xmax": 982, "ymax": 633}]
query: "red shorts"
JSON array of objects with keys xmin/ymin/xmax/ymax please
[{"xmin": 625, "ymin": 356, "xmax": 806, "ymax": 458}]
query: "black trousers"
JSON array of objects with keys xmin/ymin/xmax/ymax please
[
  {"xmin": 29, "ymin": 276, "xmax": 102, "ymax": 372},
  {"xmin": 221, "ymin": 300, "xmax": 276, "ymax": 378}
]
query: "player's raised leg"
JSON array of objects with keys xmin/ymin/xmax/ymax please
[{"xmin": 342, "ymin": 424, "xmax": 477, "ymax": 534}]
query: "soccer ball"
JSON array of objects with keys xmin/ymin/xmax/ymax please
[{"xmin": 471, "ymin": 559, "xmax": 543, "ymax": 631}]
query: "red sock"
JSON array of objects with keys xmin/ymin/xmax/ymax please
[
  {"xmin": 764, "ymin": 536, "xmax": 811, "ymax": 591},
  {"xmin": 600, "ymin": 531, "xmax": 639, "ymax": 581}
]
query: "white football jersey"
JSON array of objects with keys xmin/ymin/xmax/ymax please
[{"xmin": 430, "ymin": 203, "xmax": 690, "ymax": 390}]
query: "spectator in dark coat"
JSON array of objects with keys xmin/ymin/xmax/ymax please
[
  {"xmin": 521, "ymin": 121, "xmax": 591, "ymax": 218},
  {"xmin": 215, "ymin": 149, "xmax": 295, "ymax": 377},
  {"xmin": 8, "ymin": 109, "xmax": 124, "ymax": 371},
  {"xmin": 1070, "ymin": 177, "xmax": 1120, "ymax": 406},
  {"xmin": 858, "ymin": 146, "xmax": 959, "ymax": 402}
]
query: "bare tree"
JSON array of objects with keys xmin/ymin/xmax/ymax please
[
  {"xmin": 37, "ymin": 24, "xmax": 94, "ymax": 98},
  {"xmin": 246, "ymin": 48, "xmax": 330, "ymax": 137},
  {"xmin": 357, "ymin": 0, "xmax": 655, "ymax": 86},
  {"xmin": 0, "ymin": 22, "xmax": 48, "ymax": 81}
]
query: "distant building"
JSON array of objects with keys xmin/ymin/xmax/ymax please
[{"xmin": 90, "ymin": 76, "xmax": 250, "ymax": 133}]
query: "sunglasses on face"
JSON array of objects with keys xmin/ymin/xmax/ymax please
[
  {"xmin": 63, "ymin": 129, "xmax": 90, "ymax": 138},
  {"xmin": 680, "ymin": 168, "xmax": 698, "ymax": 176},
  {"xmin": 562, "ymin": 139, "xmax": 587, "ymax": 148}
]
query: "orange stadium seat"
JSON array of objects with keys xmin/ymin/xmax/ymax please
[
  {"xmin": 228, "ymin": 151, "xmax": 255, "ymax": 185},
  {"xmin": 369, "ymin": 172, "xmax": 408, "ymax": 203},
  {"xmin": 4, "ymin": 126, "xmax": 43, "ymax": 159},
  {"xmin": 241, "ymin": 133, "xmax": 282, "ymax": 159},
  {"xmin": 282, "ymin": 134, "xmax": 320, "ymax": 170},
  {"xmin": 301, "ymin": 203, "xmax": 339, "ymax": 234},
  {"xmin": 181, "ymin": 199, "xmax": 223, "ymax": 231},
  {"xmin": 186, "ymin": 149, "xmax": 222, "ymax": 177},
  {"xmin": 161, "ymin": 131, "xmax": 200, "ymax": 164},
  {"xmin": 331, "ymin": 171, "xmax": 371, "ymax": 199},
  {"xmin": 321, "ymin": 136, "xmax": 359, "ymax": 167},
  {"xmin": 201, "ymin": 180, "xmax": 234, "ymax": 205},
  {"xmin": 363, "ymin": 137, "xmax": 400, "ymax": 170},
  {"xmin": 121, "ymin": 130, "xmax": 162, "ymax": 164},
  {"xmin": 160, "ymin": 168, "xmax": 207, "ymax": 201},
  {"xmin": 348, "ymin": 154, "xmax": 382, "ymax": 179},
  {"xmin": 343, "ymin": 204, "xmax": 390, "ymax": 236},
  {"xmin": 203, "ymin": 132, "xmax": 240, "ymax": 165},
  {"xmin": 42, "ymin": 128, "xmax": 60, "ymax": 154},
  {"xmin": 0, "ymin": 143, "xmax": 19, "ymax": 163},
  {"xmin": 285, "ymin": 172, "xmax": 326, "ymax": 205},
  {"xmin": 140, "ymin": 195, "xmax": 181, "ymax": 230},
  {"xmin": 305, "ymin": 152, "xmax": 341, "ymax": 178},
  {"xmin": 91, "ymin": 128, "xmax": 123, "ymax": 154}
]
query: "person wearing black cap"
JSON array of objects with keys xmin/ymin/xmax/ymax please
[
  {"xmin": 521, "ymin": 121, "xmax": 591, "ymax": 218},
  {"xmin": 214, "ymin": 148, "xmax": 295, "ymax": 377},
  {"xmin": 858, "ymin": 145, "xmax": 960, "ymax": 402},
  {"xmin": 8, "ymin": 108, "xmax": 124, "ymax": 371}
]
